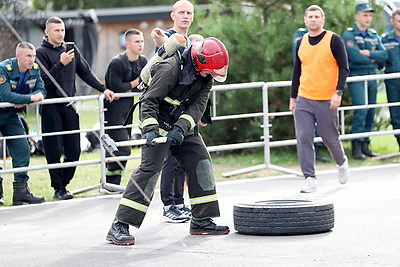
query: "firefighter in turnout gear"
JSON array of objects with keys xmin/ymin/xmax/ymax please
[
  {"xmin": 0, "ymin": 42, "xmax": 46, "ymax": 206},
  {"xmin": 106, "ymin": 37, "xmax": 230, "ymax": 245}
]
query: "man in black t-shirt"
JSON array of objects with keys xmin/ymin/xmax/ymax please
[{"xmin": 103, "ymin": 29, "xmax": 147, "ymax": 190}]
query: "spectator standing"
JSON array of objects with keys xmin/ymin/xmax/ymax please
[
  {"xmin": 382, "ymin": 8, "xmax": 400, "ymax": 150},
  {"xmin": 150, "ymin": 0, "xmax": 194, "ymax": 223},
  {"xmin": 106, "ymin": 37, "xmax": 230, "ymax": 245},
  {"xmin": 36, "ymin": 17, "xmax": 114, "ymax": 200},
  {"xmin": 102, "ymin": 29, "xmax": 147, "ymax": 192},
  {"xmin": 0, "ymin": 42, "xmax": 46, "ymax": 205},
  {"xmin": 290, "ymin": 5, "xmax": 350, "ymax": 193},
  {"xmin": 292, "ymin": 27, "xmax": 330, "ymax": 163},
  {"xmin": 342, "ymin": 3, "xmax": 387, "ymax": 160}
]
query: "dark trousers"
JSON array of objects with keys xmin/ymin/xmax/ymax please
[
  {"xmin": 385, "ymin": 78, "xmax": 400, "ymax": 141},
  {"xmin": 0, "ymin": 111, "xmax": 30, "ymax": 182},
  {"xmin": 104, "ymin": 98, "xmax": 133, "ymax": 185},
  {"xmin": 160, "ymin": 151, "xmax": 185, "ymax": 206},
  {"xmin": 348, "ymin": 70, "xmax": 378, "ymax": 142},
  {"xmin": 115, "ymin": 134, "xmax": 220, "ymax": 228},
  {"xmin": 105, "ymin": 128, "xmax": 131, "ymax": 184},
  {"xmin": 41, "ymin": 104, "xmax": 80, "ymax": 190}
]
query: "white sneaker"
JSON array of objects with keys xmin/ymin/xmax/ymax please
[
  {"xmin": 300, "ymin": 177, "xmax": 317, "ymax": 193},
  {"xmin": 338, "ymin": 155, "xmax": 349, "ymax": 184},
  {"xmin": 163, "ymin": 205, "xmax": 190, "ymax": 223}
]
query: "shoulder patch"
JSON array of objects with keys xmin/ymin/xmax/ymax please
[
  {"xmin": 33, "ymin": 63, "xmax": 38, "ymax": 69},
  {"xmin": 346, "ymin": 40, "xmax": 354, "ymax": 48},
  {"xmin": 6, "ymin": 64, "xmax": 12, "ymax": 71},
  {"xmin": 347, "ymin": 27, "xmax": 354, "ymax": 31},
  {"xmin": 381, "ymin": 33, "xmax": 387, "ymax": 38},
  {"xmin": 370, "ymin": 29, "xmax": 377, "ymax": 34},
  {"xmin": 0, "ymin": 75, "xmax": 6, "ymax": 84},
  {"xmin": 299, "ymin": 28, "xmax": 306, "ymax": 32}
]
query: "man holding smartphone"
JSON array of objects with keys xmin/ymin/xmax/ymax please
[{"xmin": 36, "ymin": 17, "xmax": 114, "ymax": 200}]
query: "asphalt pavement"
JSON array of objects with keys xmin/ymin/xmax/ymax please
[{"xmin": 1, "ymin": 163, "xmax": 399, "ymax": 266}]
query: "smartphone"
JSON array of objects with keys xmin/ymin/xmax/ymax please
[{"xmin": 65, "ymin": 42, "xmax": 74, "ymax": 52}]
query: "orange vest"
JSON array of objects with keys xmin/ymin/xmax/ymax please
[{"xmin": 298, "ymin": 31, "xmax": 338, "ymax": 100}]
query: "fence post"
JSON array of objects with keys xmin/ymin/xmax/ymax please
[{"xmin": 98, "ymin": 94, "xmax": 106, "ymax": 185}]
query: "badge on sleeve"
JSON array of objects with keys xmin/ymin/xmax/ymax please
[
  {"xmin": 346, "ymin": 40, "xmax": 354, "ymax": 48},
  {"xmin": 0, "ymin": 75, "xmax": 6, "ymax": 84}
]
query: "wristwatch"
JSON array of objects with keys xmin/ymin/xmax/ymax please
[{"xmin": 335, "ymin": 90, "xmax": 343, "ymax": 96}]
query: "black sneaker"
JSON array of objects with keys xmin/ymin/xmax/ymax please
[
  {"xmin": 163, "ymin": 205, "xmax": 190, "ymax": 223},
  {"xmin": 106, "ymin": 220, "xmax": 135, "ymax": 245},
  {"xmin": 53, "ymin": 188, "xmax": 73, "ymax": 200},
  {"xmin": 178, "ymin": 205, "xmax": 192, "ymax": 217},
  {"xmin": 189, "ymin": 218, "xmax": 230, "ymax": 235}
]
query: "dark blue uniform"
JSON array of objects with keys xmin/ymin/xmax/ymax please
[
  {"xmin": 382, "ymin": 30, "xmax": 400, "ymax": 146},
  {"xmin": 0, "ymin": 58, "xmax": 46, "ymax": 183},
  {"xmin": 342, "ymin": 23, "xmax": 387, "ymax": 142}
]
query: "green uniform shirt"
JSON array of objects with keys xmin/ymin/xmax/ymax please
[
  {"xmin": 0, "ymin": 57, "xmax": 46, "ymax": 107},
  {"xmin": 342, "ymin": 23, "xmax": 387, "ymax": 72}
]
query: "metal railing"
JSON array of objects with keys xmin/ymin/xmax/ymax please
[{"xmin": 1, "ymin": 72, "xmax": 400, "ymax": 194}]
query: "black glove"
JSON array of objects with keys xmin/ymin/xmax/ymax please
[
  {"xmin": 166, "ymin": 126, "xmax": 184, "ymax": 146},
  {"xmin": 142, "ymin": 131, "xmax": 158, "ymax": 148}
]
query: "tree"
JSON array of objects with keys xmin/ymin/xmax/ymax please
[
  {"xmin": 31, "ymin": 0, "xmax": 211, "ymax": 11},
  {"xmin": 0, "ymin": 0, "xmax": 30, "ymax": 60},
  {"xmin": 190, "ymin": 0, "xmax": 385, "ymax": 147}
]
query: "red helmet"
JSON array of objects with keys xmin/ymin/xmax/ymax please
[{"xmin": 191, "ymin": 37, "xmax": 229, "ymax": 82}]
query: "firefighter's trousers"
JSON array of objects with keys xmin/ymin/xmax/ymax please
[{"xmin": 115, "ymin": 134, "xmax": 220, "ymax": 228}]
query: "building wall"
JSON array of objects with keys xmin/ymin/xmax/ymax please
[{"xmin": 95, "ymin": 18, "xmax": 173, "ymax": 79}]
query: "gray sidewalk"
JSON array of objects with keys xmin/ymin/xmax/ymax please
[{"xmin": 1, "ymin": 164, "xmax": 399, "ymax": 266}]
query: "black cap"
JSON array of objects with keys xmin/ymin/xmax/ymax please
[{"xmin": 356, "ymin": 3, "xmax": 374, "ymax": 13}]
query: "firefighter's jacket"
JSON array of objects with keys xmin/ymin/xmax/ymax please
[{"xmin": 139, "ymin": 48, "xmax": 213, "ymax": 136}]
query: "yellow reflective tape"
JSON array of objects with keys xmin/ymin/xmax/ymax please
[
  {"xmin": 120, "ymin": 198, "xmax": 148, "ymax": 213},
  {"xmin": 179, "ymin": 114, "xmax": 195, "ymax": 129},
  {"xmin": 190, "ymin": 194, "xmax": 218, "ymax": 205},
  {"xmin": 106, "ymin": 169, "xmax": 123, "ymax": 176},
  {"xmin": 142, "ymin": 118, "xmax": 158, "ymax": 128},
  {"xmin": 159, "ymin": 128, "xmax": 168, "ymax": 137},
  {"xmin": 164, "ymin": 96, "xmax": 181, "ymax": 106}
]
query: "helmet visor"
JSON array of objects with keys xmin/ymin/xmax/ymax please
[{"xmin": 210, "ymin": 65, "xmax": 228, "ymax": 82}]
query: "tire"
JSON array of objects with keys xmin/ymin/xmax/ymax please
[{"xmin": 233, "ymin": 198, "xmax": 334, "ymax": 235}]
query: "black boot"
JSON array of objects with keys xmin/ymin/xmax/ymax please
[
  {"xmin": 315, "ymin": 145, "xmax": 330, "ymax": 163},
  {"xmin": 361, "ymin": 141, "xmax": 379, "ymax": 157},
  {"xmin": 0, "ymin": 180, "xmax": 4, "ymax": 206},
  {"xmin": 12, "ymin": 180, "xmax": 45, "ymax": 205},
  {"xmin": 352, "ymin": 141, "xmax": 366, "ymax": 160},
  {"xmin": 190, "ymin": 218, "xmax": 230, "ymax": 235},
  {"xmin": 106, "ymin": 220, "xmax": 135, "ymax": 245}
]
